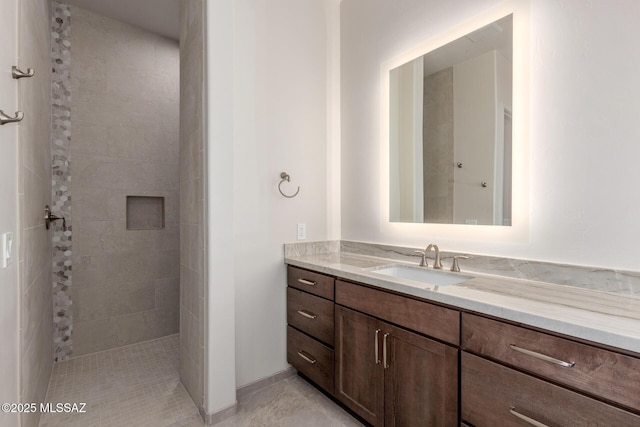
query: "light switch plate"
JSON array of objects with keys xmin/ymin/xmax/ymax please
[
  {"xmin": 297, "ymin": 223, "xmax": 306, "ymax": 240},
  {"xmin": 2, "ymin": 232, "xmax": 13, "ymax": 268}
]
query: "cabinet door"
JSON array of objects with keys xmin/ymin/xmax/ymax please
[
  {"xmin": 384, "ymin": 324, "xmax": 459, "ymax": 427},
  {"xmin": 335, "ymin": 306, "xmax": 385, "ymax": 426}
]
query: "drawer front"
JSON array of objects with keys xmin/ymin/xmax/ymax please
[
  {"xmin": 462, "ymin": 313, "xmax": 640, "ymax": 411},
  {"xmin": 288, "ymin": 266, "xmax": 334, "ymax": 300},
  {"xmin": 287, "ymin": 326, "xmax": 334, "ymax": 394},
  {"xmin": 335, "ymin": 280, "xmax": 459, "ymax": 345},
  {"xmin": 287, "ymin": 287, "xmax": 334, "ymax": 346},
  {"xmin": 462, "ymin": 352, "xmax": 640, "ymax": 427}
]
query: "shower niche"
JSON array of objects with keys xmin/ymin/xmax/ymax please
[{"xmin": 126, "ymin": 196, "xmax": 165, "ymax": 230}]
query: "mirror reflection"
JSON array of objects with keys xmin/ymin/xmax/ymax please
[{"xmin": 389, "ymin": 15, "xmax": 513, "ymax": 225}]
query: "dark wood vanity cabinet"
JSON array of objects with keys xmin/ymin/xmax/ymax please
[
  {"xmin": 461, "ymin": 313, "xmax": 640, "ymax": 426},
  {"xmin": 334, "ymin": 282, "xmax": 459, "ymax": 427},
  {"xmin": 286, "ymin": 266, "xmax": 336, "ymax": 394},
  {"xmin": 286, "ymin": 264, "xmax": 640, "ymax": 427}
]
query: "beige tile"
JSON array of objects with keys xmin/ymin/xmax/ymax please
[
  {"xmin": 40, "ymin": 335, "xmax": 201, "ymax": 427},
  {"xmin": 21, "ymin": 267, "xmax": 52, "ymax": 355},
  {"xmin": 110, "ymin": 311, "xmax": 163, "ymax": 347},
  {"xmin": 73, "ymin": 188, "xmax": 110, "ymax": 222},
  {"xmin": 23, "ymin": 167, "xmax": 51, "ymax": 228},
  {"xmin": 69, "ymin": 121, "xmax": 108, "ymax": 156},
  {"xmin": 73, "ymin": 220, "xmax": 115, "ymax": 256},
  {"xmin": 22, "ymin": 225, "xmax": 51, "ymax": 292},
  {"xmin": 73, "ymin": 319, "xmax": 118, "ymax": 357},
  {"xmin": 73, "ymin": 255, "xmax": 108, "ymax": 288},
  {"xmin": 73, "ymin": 280, "xmax": 156, "ymax": 322},
  {"xmin": 156, "ymin": 277, "xmax": 180, "ymax": 310}
]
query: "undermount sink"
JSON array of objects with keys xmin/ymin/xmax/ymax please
[{"xmin": 367, "ymin": 264, "xmax": 473, "ymax": 287}]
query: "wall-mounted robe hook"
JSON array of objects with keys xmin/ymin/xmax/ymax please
[
  {"xmin": 0, "ymin": 110, "xmax": 24, "ymax": 125},
  {"xmin": 12, "ymin": 66, "xmax": 35, "ymax": 79},
  {"xmin": 481, "ymin": 182, "xmax": 487, "ymax": 188},
  {"xmin": 278, "ymin": 172, "xmax": 300, "ymax": 198}
]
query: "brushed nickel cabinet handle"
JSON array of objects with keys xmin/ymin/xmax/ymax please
[
  {"xmin": 297, "ymin": 310, "xmax": 317, "ymax": 320},
  {"xmin": 297, "ymin": 278, "xmax": 316, "ymax": 286},
  {"xmin": 383, "ymin": 333, "xmax": 390, "ymax": 369},
  {"xmin": 510, "ymin": 344, "xmax": 575, "ymax": 368},
  {"xmin": 374, "ymin": 329, "xmax": 381, "ymax": 364},
  {"xmin": 297, "ymin": 351, "xmax": 316, "ymax": 364},
  {"xmin": 509, "ymin": 407, "xmax": 549, "ymax": 427},
  {"xmin": 0, "ymin": 110, "xmax": 23, "ymax": 125}
]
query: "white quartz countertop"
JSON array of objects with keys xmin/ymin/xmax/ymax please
[{"xmin": 285, "ymin": 252, "xmax": 640, "ymax": 354}]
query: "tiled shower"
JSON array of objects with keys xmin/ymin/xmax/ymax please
[
  {"xmin": 14, "ymin": 0, "xmax": 205, "ymax": 426},
  {"xmin": 51, "ymin": 2, "xmax": 180, "ymax": 360}
]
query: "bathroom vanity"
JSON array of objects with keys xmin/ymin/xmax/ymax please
[{"xmin": 284, "ymin": 244, "xmax": 640, "ymax": 427}]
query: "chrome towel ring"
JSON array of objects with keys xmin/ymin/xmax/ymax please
[{"xmin": 278, "ymin": 172, "xmax": 300, "ymax": 198}]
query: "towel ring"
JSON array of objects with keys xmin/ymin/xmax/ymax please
[{"xmin": 278, "ymin": 172, "xmax": 300, "ymax": 198}]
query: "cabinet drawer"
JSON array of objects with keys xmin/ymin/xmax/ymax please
[
  {"xmin": 288, "ymin": 266, "xmax": 334, "ymax": 300},
  {"xmin": 287, "ymin": 287, "xmax": 334, "ymax": 346},
  {"xmin": 287, "ymin": 326, "xmax": 334, "ymax": 394},
  {"xmin": 335, "ymin": 280, "xmax": 459, "ymax": 345},
  {"xmin": 462, "ymin": 352, "xmax": 640, "ymax": 427},
  {"xmin": 462, "ymin": 313, "xmax": 640, "ymax": 411}
]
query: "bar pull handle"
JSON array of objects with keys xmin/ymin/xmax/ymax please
[
  {"xmin": 510, "ymin": 344, "xmax": 575, "ymax": 368},
  {"xmin": 383, "ymin": 333, "xmax": 390, "ymax": 369},
  {"xmin": 374, "ymin": 329, "xmax": 381, "ymax": 364},
  {"xmin": 509, "ymin": 407, "xmax": 549, "ymax": 427},
  {"xmin": 297, "ymin": 351, "xmax": 316, "ymax": 364},
  {"xmin": 12, "ymin": 66, "xmax": 35, "ymax": 79},
  {"xmin": 0, "ymin": 110, "xmax": 24, "ymax": 125},
  {"xmin": 297, "ymin": 278, "xmax": 316, "ymax": 286},
  {"xmin": 297, "ymin": 310, "xmax": 317, "ymax": 320}
]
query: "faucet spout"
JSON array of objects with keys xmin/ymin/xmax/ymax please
[{"xmin": 425, "ymin": 244, "xmax": 443, "ymax": 269}]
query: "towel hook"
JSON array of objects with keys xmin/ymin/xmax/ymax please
[
  {"xmin": 12, "ymin": 66, "xmax": 35, "ymax": 79},
  {"xmin": 0, "ymin": 110, "xmax": 24, "ymax": 125},
  {"xmin": 278, "ymin": 172, "xmax": 300, "ymax": 198}
]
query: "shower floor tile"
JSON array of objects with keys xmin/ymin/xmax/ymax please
[
  {"xmin": 39, "ymin": 334, "xmax": 199, "ymax": 427},
  {"xmin": 38, "ymin": 334, "xmax": 363, "ymax": 427}
]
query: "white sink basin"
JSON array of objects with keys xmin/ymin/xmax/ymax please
[{"xmin": 367, "ymin": 264, "xmax": 473, "ymax": 287}]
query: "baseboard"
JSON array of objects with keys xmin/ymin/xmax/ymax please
[
  {"xmin": 200, "ymin": 401, "xmax": 238, "ymax": 426},
  {"xmin": 236, "ymin": 367, "xmax": 296, "ymax": 400},
  {"xmin": 199, "ymin": 367, "xmax": 296, "ymax": 425}
]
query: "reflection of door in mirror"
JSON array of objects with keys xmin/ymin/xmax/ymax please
[
  {"xmin": 390, "ymin": 57, "xmax": 424, "ymax": 223},
  {"xmin": 389, "ymin": 15, "xmax": 513, "ymax": 226}
]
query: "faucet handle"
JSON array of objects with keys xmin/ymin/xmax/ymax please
[
  {"xmin": 450, "ymin": 256, "xmax": 469, "ymax": 273},
  {"xmin": 413, "ymin": 250, "xmax": 428, "ymax": 267}
]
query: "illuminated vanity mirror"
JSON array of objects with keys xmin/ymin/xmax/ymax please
[{"xmin": 389, "ymin": 15, "xmax": 513, "ymax": 226}]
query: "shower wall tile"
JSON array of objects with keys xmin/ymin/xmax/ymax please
[
  {"xmin": 68, "ymin": 4, "xmax": 180, "ymax": 357},
  {"xmin": 19, "ymin": 0, "xmax": 54, "ymax": 424},
  {"xmin": 51, "ymin": 1, "xmax": 73, "ymax": 363},
  {"xmin": 72, "ymin": 280, "xmax": 156, "ymax": 322},
  {"xmin": 179, "ymin": 0, "xmax": 205, "ymax": 408},
  {"xmin": 72, "ymin": 318, "xmax": 117, "ymax": 355},
  {"xmin": 156, "ymin": 277, "xmax": 181, "ymax": 310},
  {"xmin": 72, "ymin": 255, "xmax": 108, "ymax": 288}
]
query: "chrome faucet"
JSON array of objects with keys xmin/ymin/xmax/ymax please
[{"xmin": 426, "ymin": 244, "xmax": 443, "ymax": 269}]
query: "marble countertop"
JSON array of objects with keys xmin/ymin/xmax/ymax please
[{"xmin": 285, "ymin": 250, "xmax": 640, "ymax": 354}]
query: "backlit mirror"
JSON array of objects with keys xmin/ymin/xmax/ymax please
[{"xmin": 389, "ymin": 15, "xmax": 513, "ymax": 225}]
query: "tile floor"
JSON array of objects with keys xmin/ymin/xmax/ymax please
[{"xmin": 38, "ymin": 334, "xmax": 363, "ymax": 427}]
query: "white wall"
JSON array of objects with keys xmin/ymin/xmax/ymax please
[
  {"xmin": 232, "ymin": 0, "xmax": 335, "ymax": 388},
  {"xmin": 341, "ymin": 0, "xmax": 640, "ymax": 271},
  {"xmin": 205, "ymin": 1, "xmax": 340, "ymax": 406}
]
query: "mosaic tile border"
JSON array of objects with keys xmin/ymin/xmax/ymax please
[{"xmin": 51, "ymin": 1, "xmax": 73, "ymax": 361}]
